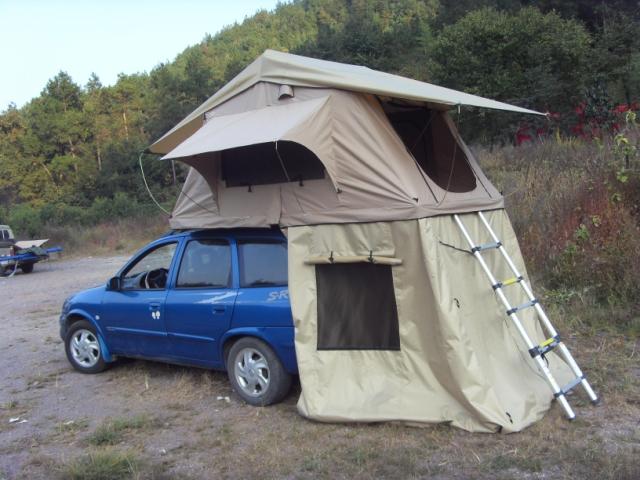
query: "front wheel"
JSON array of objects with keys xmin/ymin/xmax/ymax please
[
  {"xmin": 64, "ymin": 320, "xmax": 109, "ymax": 374},
  {"xmin": 227, "ymin": 337, "xmax": 292, "ymax": 406}
]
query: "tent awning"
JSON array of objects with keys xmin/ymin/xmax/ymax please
[
  {"xmin": 150, "ymin": 50, "xmax": 544, "ymax": 154},
  {"xmin": 162, "ymin": 96, "xmax": 329, "ymax": 161}
]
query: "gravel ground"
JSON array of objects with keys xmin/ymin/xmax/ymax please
[
  {"xmin": 0, "ymin": 256, "xmax": 126, "ymax": 476},
  {"xmin": 0, "ymin": 255, "xmax": 303, "ymax": 479},
  {"xmin": 0, "ymin": 256, "xmax": 637, "ymax": 480}
]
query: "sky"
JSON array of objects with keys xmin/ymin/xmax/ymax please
[{"xmin": 0, "ymin": 0, "xmax": 282, "ymax": 109}]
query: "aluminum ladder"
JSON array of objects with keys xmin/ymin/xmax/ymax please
[{"xmin": 453, "ymin": 211, "xmax": 599, "ymax": 420}]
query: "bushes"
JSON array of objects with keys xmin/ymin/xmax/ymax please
[
  {"xmin": 3, "ymin": 193, "xmax": 166, "ymax": 239},
  {"xmin": 479, "ymin": 123, "xmax": 640, "ymax": 316},
  {"xmin": 6, "ymin": 203, "xmax": 42, "ymax": 238}
]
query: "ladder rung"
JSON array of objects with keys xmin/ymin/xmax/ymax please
[
  {"xmin": 471, "ymin": 241, "xmax": 502, "ymax": 253},
  {"xmin": 506, "ymin": 299, "xmax": 538, "ymax": 316},
  {"xmin": 554, "ymin": 376, "xmax": 585, "ymax": 398},
  {"xmin": 528, "ymin": 335, "xmax": 561, "ymax": 358},
  {"xmin": 492, "ymin": 275, "xmax": 524, "ymax": 290}
]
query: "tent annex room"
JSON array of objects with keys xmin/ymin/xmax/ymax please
[{"xmin": 149, "ymin": 50, "xmax": 576, "ymax": 433}]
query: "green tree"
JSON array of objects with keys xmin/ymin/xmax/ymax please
[
  {"xmin": 590, "ymin": 8, "xmax": 640, "ymax": 105},
  {"xmin": 429, "ymin": 7, "xmax": 592, "ymax": 142}
]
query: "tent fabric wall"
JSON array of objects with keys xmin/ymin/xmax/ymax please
[
  {"xmin": 288, "ymin": 210, "xmax": 573, "ymax": 433},
  {"xmin": 164, "ymin": 85, "xmax": 504, "ymax": 229}
]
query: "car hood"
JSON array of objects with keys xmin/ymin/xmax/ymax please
[{"xmin": 66, "ymin": 284, "xmax": 106, "ymax": 308}]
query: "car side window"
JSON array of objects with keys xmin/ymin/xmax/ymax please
[
  {"xmin": 176, "ymin": 239, "xmax": 231, "ymax": 288},
  {"xmin": 122, "ymin": 242, "xmax": 177, "ymax": 290},
  {"xmin": 238, "ymin": 240, "xmax": 287, "ymax": 288}
]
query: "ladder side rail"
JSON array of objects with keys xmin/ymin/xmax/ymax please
[
  {"xmin": 477, "ymin": 212, "xmax": 560, "ymax": 336},
  {"xmin": 556, "ymin": 343, "xmax": 599, "ymax": 402},
  {"xmin": 455, "ymin": 214, "xmax": 576, "ymax": 419},
  {"xmin": 476, "ymin": 212, "xmax": 599, "ymax": 404},
  {"xmin": 454, "ymin": 215, "xmax": 537, "ymax": 350}
]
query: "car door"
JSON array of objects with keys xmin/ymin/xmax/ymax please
[
  {"xmin": 164, "ymin": 238, "xmax": 237, "ymax": 367},
  {"xmin": 101, "ymin": 241, "xmax": 178, "ymax": 358}
]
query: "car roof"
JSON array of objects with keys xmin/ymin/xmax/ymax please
[{"xmin": 160, "ymin": 227, "xmax": 286, "ymax": 241}]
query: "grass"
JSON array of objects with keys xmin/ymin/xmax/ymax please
[
  {"xmin": 477, "ymin": 131, "xmax": 640, "ymax": 316},
  {"xmin": 59, "ymin": 449, "xmax": 141, "ymax": 480},
  {"xmin": 0, "ymin": 400, "xmax": 18, "ymax": 410},
  {"xmin": 57, "ymin": 418, "xmax": 90, "ymax": 435},
  {"xmin": 26, "ymin": 370, "xmax": 64, "ymax": 390},
  {"xmin": 88, "ymin": 415, "xmax": 158, "ymax": 447},
  {"xmin": 45, "ymin": 214, "xmax": 168, "ymax": 257}
]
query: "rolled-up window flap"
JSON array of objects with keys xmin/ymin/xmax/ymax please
[{"xmin": 304, "ymin": 255, "xmax": 402, "ymax": 266}]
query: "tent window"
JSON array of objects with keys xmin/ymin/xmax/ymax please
[
  {"xmin": 221, "ymin": 141, "xmax": 324, "ymax": 187},
  {"xmin": 385, "ymin": 107, "xmax": 476, "ymax": 193},
  {"xmin": 316, "ymin": 263, "xmax": 400, "ymax": 350}
]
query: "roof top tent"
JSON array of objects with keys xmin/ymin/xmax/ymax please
[{"xmin": 149, "ymin": 50, "xmax": 575, "ymax": 433}]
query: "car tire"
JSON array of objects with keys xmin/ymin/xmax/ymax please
[
  {"xmin": 64, "ymin": 320, "xmax": 109, "ymax": 374},
  {"xmin": 227, "ymin": 337, "xmax": 292, "ymax": 406},
  {"xmin": 20, "ymin": 263, "xmax": 33, "ymax": 274}
]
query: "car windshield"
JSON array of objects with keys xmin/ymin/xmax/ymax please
[{"xmin": 120, "ymin": 242, "xmax": 177, "ymax": 289}]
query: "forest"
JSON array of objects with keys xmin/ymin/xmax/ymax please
[
  {"xmin": 1, "ymin": 0, "xmax": 638, "ymax": 226},
  {"xmin": 1, "ymin": 0, "xmax": 639, "ymax": 307}
]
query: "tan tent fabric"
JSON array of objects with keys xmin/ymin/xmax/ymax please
[
  {"xmin": 149, "ymin": 49, "xmax": 543, "ymax": 154},
  {"xmin": 155, "ymin": 51, "xmax": 569, "ymax": 432},
  {"xmin": 288, "ymin": 210, "xmax": 573, "ymax": 432},
  {"xmin": 164, "ymin": 85, "xmax": 503, "ymax": 229},
  {"xmin": 162, "ymin": 97, "xmax": 331, "ymax": 163}
]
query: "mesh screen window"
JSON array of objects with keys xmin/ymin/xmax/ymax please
[
  {"xmin": 221, "ymin": 141, "xmax": 325, "ymax": 187},
  {"xmin": 316, "ymin": 263, "xmax": 400, "ymax": 350},
  {"xmin": 385, "ymin": 107, "xmax": 477, "ymax": 192}
]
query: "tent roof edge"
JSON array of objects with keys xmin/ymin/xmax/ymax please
[{"xmin": 148, "ymin": 49, "xmax": 544, "ymax": 155}]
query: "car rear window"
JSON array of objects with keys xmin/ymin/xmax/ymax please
[
  {"xmin": 177, "ymin": 240, "xmax": 232, "ymax": 288},
  {"xmin": 238, "ymin": 240, "xmax": 287, "ymax": 288}
]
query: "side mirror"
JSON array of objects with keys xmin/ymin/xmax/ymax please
[{"xmin": 107, "ymin": 276, "xmax": 122, "ymax": 291}]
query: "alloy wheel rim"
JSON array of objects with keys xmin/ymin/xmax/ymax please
[{"xmin": 70, "ymin": 329, "xmax": 100, "ymax": 368}]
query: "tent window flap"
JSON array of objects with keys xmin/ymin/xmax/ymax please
[{"xmin": 316, "ymin": 263, "xmax": 400, "ymax": 350}]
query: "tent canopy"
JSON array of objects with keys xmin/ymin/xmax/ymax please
[
  {"xmin": 149, "ymin": 49, "xmax": 543, "ymax": 154},
  {"xmin": 163, "ymin": 86, "xmax": 504, "ymax": 228}
]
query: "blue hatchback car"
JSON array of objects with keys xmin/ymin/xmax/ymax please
[{"xmin": 59, "ymin": 228, "xmax": 295, "ymax": 406}]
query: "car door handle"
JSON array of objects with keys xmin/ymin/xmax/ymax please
[
  {"xmin": 212, "ymin": 306, "xmax": 226, "ymax": 314},
  {"xmin": 149, "ymin": 303, "xmax": 161, "ymax": 311}
]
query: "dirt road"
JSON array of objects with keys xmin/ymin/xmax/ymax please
[{"xmin": 0, "ymin": 256, "xmax": 637, "ymax": 480}]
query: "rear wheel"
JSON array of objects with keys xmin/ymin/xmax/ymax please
[
  {"xmin": 20, "ymin": 263, "xmax": 34, "ymax": 274},
  {"xmin": 227, "ymin": 337, "xmax": 291, "ymax": 406},
  {"xmin": 64, "ymin": 320, "xmax": 108, "ymax": 374}
]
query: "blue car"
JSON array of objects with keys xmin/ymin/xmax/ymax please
[{"xmin": 59, "ymin": 228, "xmax": 295, "ymax": 406}]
